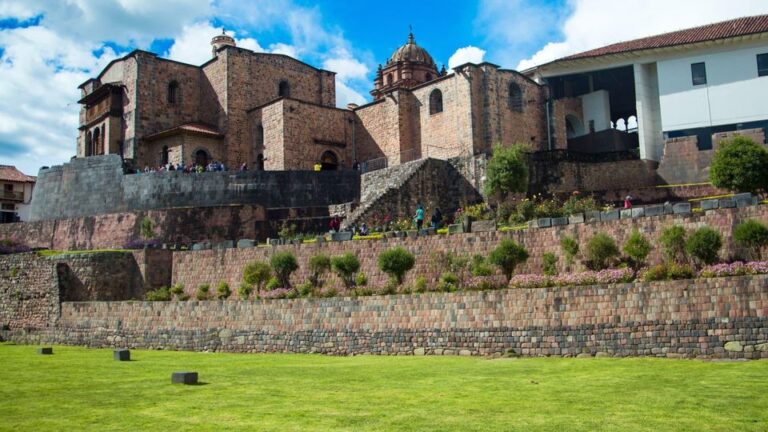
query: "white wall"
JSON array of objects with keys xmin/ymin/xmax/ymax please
[
  {"xmin": 658, "ymin": 44, "xmax": 768, "ymax": 131},
  {"xmin": 579, "ymin": 90, "xmax": 611, "ymax": 133},
  {"xmin": 634, "ymin": 63, "xmax": 663, "ymax": 161}
]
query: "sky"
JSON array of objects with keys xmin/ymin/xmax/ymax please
[{"xmin": 1, "ymin": 0, "xmax": 767, "ymax": 176}]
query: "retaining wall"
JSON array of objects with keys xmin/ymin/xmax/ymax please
[{"xmin": 3, "ymin": 275, "xmax": 767, "ymax": 359}]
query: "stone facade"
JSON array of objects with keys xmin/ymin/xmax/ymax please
[{"xmin": 2, "ymin": 275, "xmax": 767, "ymax": 359}]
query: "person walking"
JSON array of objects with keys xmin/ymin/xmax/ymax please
[
  {"xmin": 624, "ymin": 194, "xmax": 633, "ymax": 209},
  {"xmin": 430, "ymin": 208, "xmax": 442, "ymax": 229},
  {"xmin": 414, "ymin": 204, "xmax": 425, "ymax": 230}
]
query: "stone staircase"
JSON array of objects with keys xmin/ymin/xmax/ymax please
[{"xmin": 342, "ymin": 159, "xmax": 429, "ymax": 228}]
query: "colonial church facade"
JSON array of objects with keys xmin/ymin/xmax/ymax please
[{"xmin": 76, "ymin": 31, "xmax": 546, "ymax": 171}]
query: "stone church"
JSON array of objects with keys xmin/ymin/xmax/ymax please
[{"xmin": 76, "ymin": 31, "xmax": 547, "ymax": 171}]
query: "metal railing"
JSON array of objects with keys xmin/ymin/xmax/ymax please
[{"xmin": 1, "ymin": 190, "xmax": 23, "ymax": 202}]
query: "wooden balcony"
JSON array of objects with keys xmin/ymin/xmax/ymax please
[{"xmin": 1, "ymin": 190, "xmax": 23, "ymax": 202}]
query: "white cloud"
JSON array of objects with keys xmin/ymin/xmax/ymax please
[
  {"xmin": 448, "ymin": 46, "xmax": 486, "ymax": 69},
  {"xmin": 269, "ymin": 43, "xmax": 299, "ymax": 58},
  {"xmin": 335, "ymin": 80, "xmax": 367, "ymax": 107},
  {"xmin": 323, "ymin": 57, "xmax": 368, "ymax": 81},
  {"xmin": 168, "ymin": 22, "xmax": 265, "ymax": 65},
  {"xmin": 516, "ymin": 0, "xmax": 768, "ymax": 70}
]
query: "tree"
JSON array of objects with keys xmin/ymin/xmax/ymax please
[
  {"xmin": 331, "ymin": 253, "xmax": 361, "ymax": 289},
  {"xmin": 733, "ymin": 219, "xmax": 768, "ymax": 260},
  {"xmin": 270, "ymin": 251, "xmax": 298, "ymax": 288},
  {"xmin": 488, "ymin": 239, "xmax": 529, "ymax": 282},
  {"xmin": 484, "ymin": 144, "xmax": 529, "ymax": 198},
  {"xmin": 308, "ymin": 254, "xmax": 331, "ymax": 287},
  {"xmin": 378, "ymin": 247, "xmax": 416, "ymax": 285},
  {"xmin": 710, "ymin": 136, "xmax": 768, "ymax": 192},
  {"xmin": 139, "ymin": 216, "xmax": 155, "ymax": 239},
  {"xmin": 560, "ymin": 236, "xmax": 579, "ymax": 270},
  {"xmin": 242, "ymin": 261, "xmax": 271, "ymax": 291},
  {"xmin": 659, "ymin": 226, "xmax": 687, "ymax": 263},
  {"xmin": 623, "ymin": 230, "xmax": 652, "ymax": 269}
]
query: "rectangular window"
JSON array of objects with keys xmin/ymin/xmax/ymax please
[
  {"xmin": 691, "ymin": 62, "xmax": 707, "ymax": 85},
  {"xmin": 3, "ymin": 184, "xmax": 12, "ymax": 192},
  {"xmin": 758, "ymin": 53, "xmax": 768, "ymax": 77},
  {"xmin": 1, "ymin": 203, "xmax": 14, "ymax": 210}
]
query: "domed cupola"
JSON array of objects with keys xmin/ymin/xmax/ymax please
[
  {"xmin": 372, "ymin": 32, "xmax": 442, "ymax": 100},
  {"xmin": 387, "ymin": 32, "xmax": 436, "ymax": 67},
  {"xmin": 211, "ymin": 29, "xmax": 236, "ymax": 58}
]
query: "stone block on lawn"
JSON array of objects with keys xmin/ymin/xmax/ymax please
[
  {"xmin": 267, "ymin": 238, "xmax": 280, "ymax": 246},
  {"xmin": 672, "ymin": 203, "xmax": 692, "ymax": 214},
  {"xmin": 171, "ymin": 372, "xmax": 198, "ymax": 385},
  {"xmin": 214, "ymin": 240, "xmax": 234, "ymax": 249},
  {"xmin": 644, "ymin": 205, "xmax": 665, "ymax": 217},
  {"xmin": 236, "ymin": 239, "xmax": 255, "ymax": 248},
  {"xmin": 663, "ymin": 203, "xmax": 674, "ymax": 214},
  {"xmin": 37, "ymin": 347, "xmax": 53, "ymax": 355},
  {"xmin": 114, "ymin": 349, "xmax": 130, "ymax": 361},
  {"xmin": 568, "ymin": 213, "xmax": 585, "ymax": 224},
  {"xmin": 700, "ymin": 199, "xmax": 719, "ymax": 211},
  {"xmin": 413, "ymin": 348, "xmax": 425, "ymax": 356},
  {"xmin": 418, "ymin": 229, "xmax": 430, "ymax": 236},
  {"xmin": 551, "ymin": 217, "xmax": 568, "ymax": 227},
  {"xmin": 718, "ymin": 198, "xmax": 735, "ymax": 208},
  {"xmin": 585, "ymin": 211, "xmax": 600, "ymax": 223},
  {"xmin": 471, "ymin": 219, "xmax": 497, "ymax": 232},
  {"xmin": 600, "ymin": 210, "xmax": 619, "ymax": 221}
]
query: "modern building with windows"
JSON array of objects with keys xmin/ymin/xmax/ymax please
[{"xmin": 0, "ymin": 165, "xmax": 36, "ymax": 223}]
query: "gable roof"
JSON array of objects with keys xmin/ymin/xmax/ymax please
[
  {"xmin": 541, "ymin": 14, "xmax": 768, "ymax": 69},
  {"xmin": 0, "ymin": 165, "xmax": 35, "ymax": 183},
  {"xmin": 143, "ymin": 122, "xmax": 223, "ymax": 142}
]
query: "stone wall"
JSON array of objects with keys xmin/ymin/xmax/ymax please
[
  {"xmin": 54, "ymin": 252, "xmax": 145, "ymax": 301},
  {"xmin": 174, "ymin": 205, "xmax": 768, "ymax": 293},
  {"xmin": 0, "ymin": 253, "xmax": 59, "ymax": 330},
  {"xmin": 4, "ymin": 275, "xmax": 766, "ymax": 359},
  {"xmin": 530, "ymin": 157, "xmax": 658, "ymax": 195},
  {"xmin": 29, "ymin": 155, "xmax": 360, "ymax": 221}
]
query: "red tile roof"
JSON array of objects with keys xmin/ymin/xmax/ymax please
[
  {"xmin": 560, "ymin": 15, "xmax": 768, "ymax": 62},
  {"xmin": 144, "ymin": 122, "xmax": 223, "ymax": 141},
  {"xmin": 0, "ymin": 165, "xmax": 35, "ymax": 183}
]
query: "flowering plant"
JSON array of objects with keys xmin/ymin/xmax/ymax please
[
  {"xmin": 699, "ymin": 261, "xmax": 768, "ymax": 278},
  {"xmin": 0, "ymin": 238, "xmax": 31, "ymax": 255},
  {"xmin": 509, "ymin": 268, "xmax": 635, "ymax": 289}
]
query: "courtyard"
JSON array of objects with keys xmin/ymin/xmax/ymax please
[{"xmin": 0, "ymin": 343, "xmax": 765, "ymax": 431}]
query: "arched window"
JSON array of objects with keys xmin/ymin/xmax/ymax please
[
  {"xmin": 161, "ymin": 145, "xmax": 169, "ymax": 165},
  {"xmin": 429, "ymin": 89, "xmax": 443, "ymax": 115},
  {"xmin": 320, "ymin": 150, "xmax": 339, "ymax": 170},
  {"xmin": 256, "ymin": 153, "xmax": 264, "ymax": 171},
  {"xmin": 255, "ymin": 124, "xmax": 264, "ymax": 148},
  {"xmin": 386, "ymin": 73, "xmax": 393, "ymax": 85},
  {"xmin": 509, "ymin": 82, "xmax": 523, "ymax": 112},
  {"xmin": 92, "ymin": 127, "xmax": 101, "ymax": 155},
  {"xmin": 85, "ymin": 131, "xmax": 92, "ymax": 157},
  {"xmin": 168, "ymin": 81, "xmax": 179, "ymax": 104},
  {"xmin": 194, "ymin": 149, "xmax": 210, "ymax": 167},
  {"xmin": 278, "ymin": 81, "xmax": 290, "ymax": 97}
]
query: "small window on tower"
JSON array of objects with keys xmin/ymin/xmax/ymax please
[
  {"xmin": 278, "ymin": 81, "xmax": 290, "ymax": 97},
  {"xmin": 429, "ymin": 89, "xmax": 443, "ymax": 115},
  {"xmin": 167, "ymin": 81, "xmax": 179, "ymax": 104}
]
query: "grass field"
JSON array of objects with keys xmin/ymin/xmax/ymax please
[{"xmin": 0, "ymin": 343, "xmax": 766, "ymax": 431}]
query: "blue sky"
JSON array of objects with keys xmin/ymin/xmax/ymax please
[{"xmin": 1, "ymin": 0, "xmax": 767, "ymax": 176}]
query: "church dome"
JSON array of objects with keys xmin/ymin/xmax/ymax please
[{"xmin": 387, "ymin": 33, "xmax": 435, "ymax": 67}]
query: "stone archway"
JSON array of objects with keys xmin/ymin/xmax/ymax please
[
  {"xmin": 194, "ymin": 149, "xmax": 210, "ymax": 167},
  {"xmin": 320, "ymin": 150, "xmax": 339, "ymax": 170}
]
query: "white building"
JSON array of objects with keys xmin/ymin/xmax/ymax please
[
  {"xmin": 0, "ymin": 165, "xmax": 36, "ymax": 223},
  {"xmin": 526, "ymin": 15, "xmax": 768, "ymax": 165}
]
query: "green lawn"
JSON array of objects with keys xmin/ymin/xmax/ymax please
[{"xmin": 0, "ymin": 344, "xmax": 766, "ymax": 431}]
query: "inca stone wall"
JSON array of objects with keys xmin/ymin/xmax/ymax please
[
  {"xmin": 173, "ymin": 205, "xmax": 768, "ymax": 295},
  {"xmin": 29, "ymin": 155, "xmax": 360, "ymax": 221},
  {"xmin": 0, "ymin": 253, "xmax": 59, "ymax": 330},
  {"xmin": 3, "ymin": 276, "xmax": 767, "ymax": 359}
]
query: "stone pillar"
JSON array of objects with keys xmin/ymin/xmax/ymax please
[{"xmin": 634, "ymin": 62, "xmax": 663, "ymax": 161}]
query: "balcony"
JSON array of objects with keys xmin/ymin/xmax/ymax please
[{"xmin": 1, "ymin": 190, "xmax": 23, "ymax": 202}]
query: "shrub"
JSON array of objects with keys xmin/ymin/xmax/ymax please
[
  {"xmin": 562, "ymin": 195, "xmax": 599, "ymax": 216},
  {"xmin": 685, "ymin": 227, "xmax": 722, "ymax": 266},
  {"xmin": 144, "ymin": 286, "xmax": 171, "ymax": 301},
  {"xmin": 139, "ymin": 216, "xmax": 155, "ymax": 240},
  {"xmin": 660, "ymin": 226, "xmax": 687, "ymax": 263},
  {"xmin": 484, "ymin": 143, "xmax": 529, "ymax": 198},
  {"xmin": 542, "ymin": 252, "xmax": 558, "ymax": 276},
  {"xmin": 641, "ymin": 264, "xmax": 668, "ymax": 282},
  {"xmin": 271, "ymin": 251, "xmax": 298, "ymax": 288},
  {"xmin": 470, "ymin": 254, "xmax": 494, "ymax": 276},
  {"xmin": 308, "ymin": 254, "xmax": 331, "ymax": 287},
  {"xmin": 0, "ymin": 238, "xmax": 31, "ymax": 255},
  {"xmin": 298, "ymin": 281, "xmax": 314, "ymax": 297},
  {"xmin": 710, "ymin": 135, "xmax": 768, "ymax": 192},
  {"xmin": 169, "ymin": 283, "xmax": 184, "ymax": 299},
  {"xmin": 353, "ymin": 286, "xmax": 375, "ymax": 297},
  {"xmin": 216, "ymin": 281, "xmax": 231, "ymax": 300},
  {"xmin": 585, "ymin": 233, "xmax": 619, "ymax": 270},
  {"xmin": 355, "ymin": 272, "xmax": 368, "ymax": 287},
  {"xmin": 413, "ymin": 275, "xmax": 428, "ymax": 293},
  {"xmin": 667, "ymin": 262, "xmax": 696, "ymax": 280},
  {"xmin": 623, "ymin": 230, "xmax": 652, "ymax": 269},
  {"xmin": 331, "ymin": 253, "xmax": 361, "ymax": 289},
  {"xmin": 430, "ymin": 251, "xmax": 470, "ymax": 287},
  {"xmin": 237, "ymin": 283, "xmax": 253, "ymax": 300},
  {"xmin": 243, "ymin": 261, "xmax": 271, "ymax": 291},
  {"xmin": 488, "ymin": 239, "xmax": 529, "ymax": 282},
  {"xmin": 378, "ymin": 247, "xmax": 416, "ymax": 285},
  {"xmin": 560, "ymin": 236, "xmax": 579, "ymax": 269},
  {"xmin": 437, "ymin": 272, "xmax": 459, "ymax": 292},
  {"xmin": 733, "ymin": 219, "xmax": 768, "ymax": 260},
  {"xmin": 195, "ymin": 283, "xmax": 210, "ymax": 301},
  {"xmin": 265, "ymin": 277, "xmax": 280, "ymax": 291}
]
